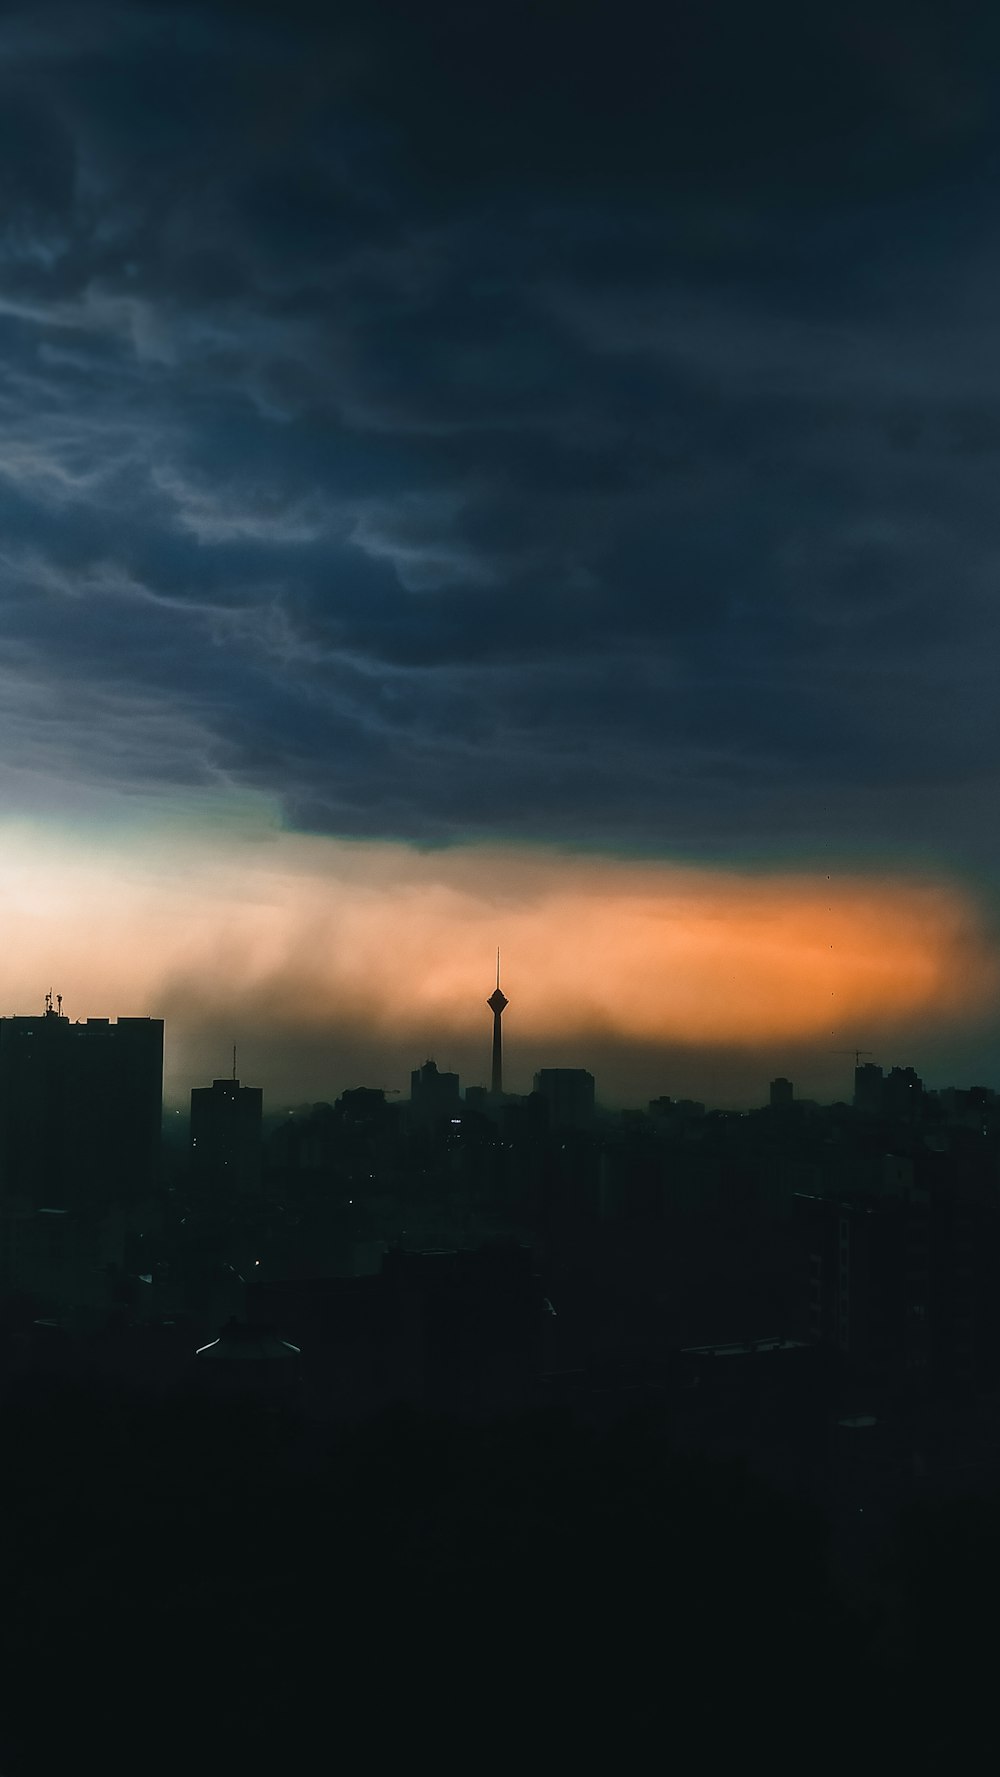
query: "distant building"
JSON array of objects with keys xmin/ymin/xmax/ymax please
[
  {"xmin": 533, "ymin": 1069, "xmax": 595, "ymax": 1130},
  {"xmin": 648, "ymin": 1096, "xmax": 705, "ymax": 1122},
  {"xmin": 936, "ymin": 1086, "xmax": 997, "ymax": 1130},
  {"xmin": 0, "ymin": 1000, "xmax": 163, "ymax": 1214},
  {"xmin": 190, "ymin": 1075, "xmax": 263, "ymax": 1198},
  {"xmin": 409, "ymin": 1059, "xmax": 460, "ymax": 1129},
  {"xmin": 854, "ymin": 1062, "xmax": 884, "ymax": 1115},
  {"xmin": 852, "ymin": 1062, "xmax": 924, "ymax": 1122},
  {"xmin": 769, "ymin": 1077, "xmax": 793, "ymax": 1110},
  {"xmin": 884, "ymin": 1066, "xmax": 924, "ymax": 1122}
]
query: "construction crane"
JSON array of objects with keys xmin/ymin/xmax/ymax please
[{"xmin": 831, "ymin": 1049, "xmax": 874, "ymax": 1067}]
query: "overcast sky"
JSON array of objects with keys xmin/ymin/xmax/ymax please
[{"xmin": 3, "ymin": 1, "xmax": 1000, "ymax": 1103}]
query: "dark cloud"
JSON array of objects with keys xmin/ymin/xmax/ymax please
[{"xmin": 1, "ymin": 1, "xmax": 1000, "ymax": 872}]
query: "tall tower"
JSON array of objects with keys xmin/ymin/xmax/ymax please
[{"xmin": 487, "ymin": 951, "xmax": 508, "ymax": 1098}]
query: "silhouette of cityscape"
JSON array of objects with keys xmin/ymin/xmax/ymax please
[{"xmin": 0, "ymin": 972, "xmax": 997, "ymax": 1770}]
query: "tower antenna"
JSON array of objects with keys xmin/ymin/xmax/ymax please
[
  {"xmin": 497, "ymin": 947, "xmax": 500, "ymax": 991},
  {"xmin": 233, "ymin": 1044, "xmax": 238, "ymax": 1083}
]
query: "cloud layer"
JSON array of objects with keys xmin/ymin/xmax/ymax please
[{"xmin": 1, "ymin": 2, "xmax": 1000, "ymax": 877}]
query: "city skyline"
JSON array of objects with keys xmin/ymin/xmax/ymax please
[
  {"xmin": 1, "ymin": 800, "xmax": 999, "ymax": 1106},
  {"xmin": 1, "ymin": 960, "xmax": 996, "ymax": 1118},
  {"xmin": 3, "ymin": 5, "xmax": 1000, "ymax": 1103}
]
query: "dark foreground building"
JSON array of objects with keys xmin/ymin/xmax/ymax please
[
  {"xmin": 0, "ymin": 1001, "xmax": 163, "ymax": 1214},
  {"xmin": 248, "ymin": 1240, "xmax": 543, "ymax": 1419}
]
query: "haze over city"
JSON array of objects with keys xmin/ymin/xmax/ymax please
[{"xmin": 1, "ymin": 800, "xmax": 999, "ymax": 1107}]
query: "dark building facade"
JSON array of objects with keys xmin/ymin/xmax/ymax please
[
  {"xmin": 190, "ymin": 1076, "xmax": 263, "ymax": 1198},
  {"xmin": 409, "ymin": 1059, "xmax": 461, "ymax": 1129},
  {"xmin": 854, "ymin": 1062, "xmax": 884, "ymax": 1115},
  {"xmin": 0, "ymin": 1004, "xmax": 163, "ymax": 1214},
  {"xmin": 796, "ymin": 1185, "xmax": 929, "ymax": 1385},
  {"xmin": 533, "ymin": 1068, "xmax": 595, "ymax": 1130},
  {"xmin": 249, "ymin": 1242, "xmax": 543, "ymax": 1420}
]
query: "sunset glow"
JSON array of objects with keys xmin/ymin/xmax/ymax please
[{"xmin": 1, "ymin": 802, "xmax": 995, "ymax": 1104}]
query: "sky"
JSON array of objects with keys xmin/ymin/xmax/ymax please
[{"xmin": 3, "ymin": 0, "xmax": 1000, "ymax": 1106}]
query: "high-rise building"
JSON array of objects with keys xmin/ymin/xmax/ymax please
[
  {"xmin": 487, "ymin": 953, "xmax": 508, "ymax": 1097},
  {"xmin": 769, "ymin": 1077, "xmax": 794, "ymax": 1110},
  {"xmin": 0, "ymin": 999, "xmax": 163, "ymax": 1213},
  {"xmin": 533, "ymin": 1068, "xmax": 595, "ymax": 1130},
  {"xmin": 854, "ymin": 1062, "xmax": 884, "ymax": 1115},
  {"xmin": 190, "ymin": 1073, "xmax": 263, "ymax": 1198},
  {"xmin": 884, "ymin": 1065, "xmax": 924, "ymax": 1123},
  {"xmin": 410, "ymin": 1059, "xmax": 461, "ymax": 1129}
]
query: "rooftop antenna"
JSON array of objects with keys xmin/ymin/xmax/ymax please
[
  {"xmin": 44, "ymin": 989, "xmax": 53, "ymax": 1016},
  {"xmin": 233, "ymin": 1044, "xmax": 238, "ymax": 1083},
  {"xmin": 56, "ymin": 994, "xmax": 62, "ymax": 1017}
]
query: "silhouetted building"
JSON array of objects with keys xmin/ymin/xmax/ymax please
[
  {"xmin": 409, "ymin": 1059, "xmax": 461, "ymax": 1129},
  {"xmin": 338, "ymin": 1086, "xmax": 391, "ymax": 1127},
  {"xmin": 533, "ymin": 1068, "xmax": 595, "ymax": 1130},
  {"xmin": 884, "ymin": 1065, "xmax": 924, "ymax": 1123},
  {"xmin": 0, "ymin": 1000, "xmax": 163, "ymax": 1214},
  {"xmin": 936, "ymin": 1085, "xmax": 998, "ymax": 1130},
  {"xmin": 487, "ymin": 955, "xmax": 508, "ymax": 1097},
  {"xmin": 854, "ymin": 1062, "xmax": 884, "ymax": 1115},
  {"xmin": 770, "ymin": 1077, "xmax": 793, "ymax": 1110},
  {"xmin": 0, "ymin": 1202, "xmax": 134, "ymax": 1311},
  {"xmin": 190, "ymin": 1075, "xmax": 263, "ymax": 1198},
  {"xmin": 648, "ymin": 1095, "xmax": 705, "ymax": 1123}
]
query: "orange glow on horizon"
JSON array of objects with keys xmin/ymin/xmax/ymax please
[{"xmin": 0, "ymin": 813, "xmax": 995, "ymax": 1101}]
